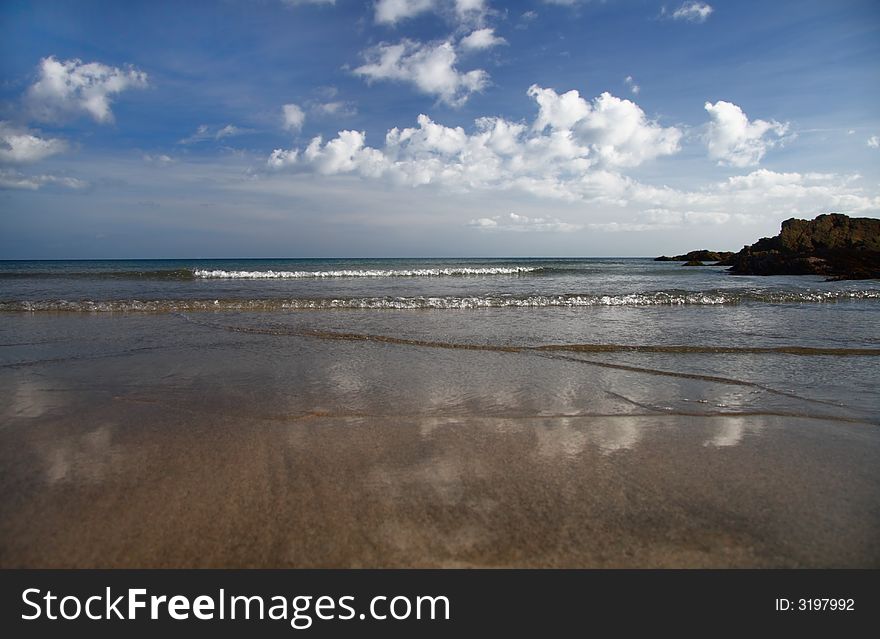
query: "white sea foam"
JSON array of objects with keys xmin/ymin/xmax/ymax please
[
  {"xmin": 3, "ymin": 290, "xmax": 879, "ymax": 313},
  {"xmin": 193, "ymin": 267, "xmax": 543, "ymax": 279}
]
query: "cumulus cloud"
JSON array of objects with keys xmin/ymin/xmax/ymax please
[
  {"xmin": 0, "ymin": 122, "xmax": 67, "ymax": 164},
  {"xmin": 266, "ymin": 85, "xmax": 682, "ymax": 199},
  {"xmin": 282, "ymin": 103, "xmax": 306, "ymax": 132},
  {"xmin": 179, "ymin": 124, "xmax": 246, "ymax": 144},
  {"xmin": 353, "ymin": 39, "xmax": 488, "ymax": 106},
  {"xmin": 265, "ymin": 136, "xmax": 877, "ymax": 231},
  {"xmin": 267, "ymin": 148, "xmax": 299, "ymax": 169},
  {"xmin": 868, "ymin": 135, "xmax": 879, "ymax": 149},
  {"xmin": 374, "ymin": 0, "xmax": 434, "ymax": 24},
  {"xmin": 373, "ymin": 0, "xmax": 489, "ymax": 25},
  {"xmin": 667, "ymin": 2, "xmax": 713, "ymax": 22},
  {"xmin": 26, "ymin": 56, "xmax": 147, "ymax": 124},
  {"xmin": 469, "ymin": 212, "xmax": 582, "ymax": 232},
  {"xmin": 262, "ymin": 83, "xmax": 880, "ymax": 222},
  {"xmin": 704, "ymin": 101, "xmax": 789, "ymax": 167},
  {"xmin": 0, "ymin": 168, "xmax": 87, "ymax": 191},
  {"xmin": 460, "ymin": 28, "xmax": 506, "ymax": 50},
  {"xmin": 528, "ymin": 85, "xmax": 591, "ymax": 131},
  {"xmin": 530, "ymin": 85, "xmax": 682, "ymax": 166}
]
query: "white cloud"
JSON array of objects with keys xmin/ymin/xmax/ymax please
[
  {"xmin": 267, "ymin": 148, "xmax": 299, "ymax": 169},
  {"xmin": 453, "ymin": 0, "xmax": 487, "ymax": 22},
  {"xmin": 574, "ymin": 170, "xmax": 879, "ymax": 232},
  {"xmin": 460, "ymin": 28, "xmax": 506, "ymax": 51},
  {"xmin": 704, "ymin": 100, "xmax": 789, "ymax": 167},
  {"xmin": 669, "ymin": 2, "xmax": 713, "ymax": 22},
  {"xmin": 266, "ymin": 85, "xmax": 682, "ymax": 196},
  {"xmin": 374, "ymin": 0, "xmax": 434, "ymax": 24},
  {"xmin": 142, "ymin": 153, "xmax": 175, "ymax": 166},
  {"xmin": 310, "ymin": 130, "xmax": 390, "ymax": 176},
  {"xmin": 312, "ymin": 101, "xmax": 357, "ymax": 117},
  {"xmin": 0, "ymin": 122, "xmax": 67, "ymax": 164},
  {"xmin": 216, "ymin": 125, "xmax": 241, "ymax": 139},
  {"xmin": 261, "ymin": 83, "xmax": 880, "ymax": 223},
  {"xmin": 295, "ymin": 88, "xmax": 358, "ymax": 119},
  {"xmin": 353, "ymin": 39, "xmax": 488, "ymax": 106},
  {"xmin": 179, "ymin": 125, "xmax": 211, "ymax": 144},
  {"xmin": 629, "ymin": 170, "xmax": 880, "ymax": 220},
  {"xmin": 528, "ymin": 86, "xmax": 591, "ymax": 131},
  {"xmin": 468, "ymin": 216, "xmax": 498, "ymax": 227},
  {"xmin": 624, "ymin": 75, "xmax": 640, "ymax": 95},
  {"xmin": 266, "ymin": 138, "xmax": 877, "ymax": 230},
  {"xmin": 530, "ymin": 85, "xmax": 682, "ymax": 167},
  {"xmin": 868, "ymin": 135, "xmax": 879, "ymax": 149},
  {"xmin": 26, "ymin": 56, "xmax": 148, "ymax": 124},
  {"xmin": 282, "ymin": 103, "xmax": 306, "ymax": 132},
  {"xmin": 374, "ymin": 0, "xmax": 488, "ymax": 26},
  {"xmin": 179, "ymin": 124, "xmax": 246, "ymax": 144},
  {"xmin": 588, "ymin": 208, "xmax": 736, "ymax": 232},
  {"xmin": 0, "ymin": 168, "xmax": 87, "ymax": 191},
  {"xmin": 468, "ymin": 212, "xmax": 582, "ymax": 232}
]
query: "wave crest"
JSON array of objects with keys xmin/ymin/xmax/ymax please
[
  {"xmin": 193, "ymin": 267, "xmax": 544, "ymax": 279},
  {"xmin": 3, "ymin": 289, "xmax": 879, "ymax": 313}
]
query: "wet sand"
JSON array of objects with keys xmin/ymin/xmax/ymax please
[
  {"xmin": 1, "ymin": 312, "xmax": 879, "ymax": 567},
  {"xmin": 3, "ymin": 402, "xmax": 880, "ymax": 568}
]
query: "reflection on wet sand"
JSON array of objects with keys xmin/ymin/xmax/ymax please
[
  {"xmin": 1, "ymin": 385, "xmax": 878, "ymax": 568},
  {"xmin": 4, "ymin": 377, "xmax": 65, "ymax": 419},
  {"xmin": 1, "ymin": 314, "xmax": 878, "ymax": 568},
  {"xmin": 704, "ymin": 417, "xmax": 763, "ymax": 448}
]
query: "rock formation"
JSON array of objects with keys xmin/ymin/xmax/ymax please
[
  {"xmin": 728, "ymin": 214, "xmax": 880, "ymax": 280},
  {"xmin": 654, "ymin": 250, "xmax": 735, "ymax": 264}
]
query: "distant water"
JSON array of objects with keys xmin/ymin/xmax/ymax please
[{"xmin": 2, "ymin": 257, "xmax": 879, "ymax": 312}]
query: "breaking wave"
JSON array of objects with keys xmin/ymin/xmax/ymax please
[
  {"xmin": 192, "ymin": 267, "xmax": 546, "ymax": 278},
  {"xmin": 3, "ymin": 289, "xmax": 879, "ymax": 313}
]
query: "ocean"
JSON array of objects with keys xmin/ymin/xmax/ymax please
[{"xmin": 1, "ymin": 257, "xmax": 879, "ymax": 567}]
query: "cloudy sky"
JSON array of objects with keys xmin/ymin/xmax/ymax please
[{"xmin": 1, "ymin": 0, "xmax": 878, "ymax": 258}]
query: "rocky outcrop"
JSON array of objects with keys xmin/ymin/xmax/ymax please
[
  {"xmin": 655, "ymin": 250, "xmax": 735, "ymax": 264},
  {"xmin": 728, "ymin": 214, "xmax": 880, "ymax": 280}
]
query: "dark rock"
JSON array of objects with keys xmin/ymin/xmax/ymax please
[
  {"xmin": 714, "ymin": 252, "xmax": 738, "ymax": 266},
  {"xmin": 683, "ymin": 260, "xmax": 706, "ymax": 266},
  {"xmin": 655, "ymin": 250, "xmax": 735, "ymax": 263},
  {"xmin": 728, "ymin": 213, "xmax": 880, "ymax": 280}
]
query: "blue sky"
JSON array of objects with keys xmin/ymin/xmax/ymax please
[{"xmin": 1, "ymin": 0, "xmax": 878, "ymax": 258}]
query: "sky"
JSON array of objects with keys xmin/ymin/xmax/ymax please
[{"xmin": 0, "ymin": 0, "xmax": 878, "ymax": 258}]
